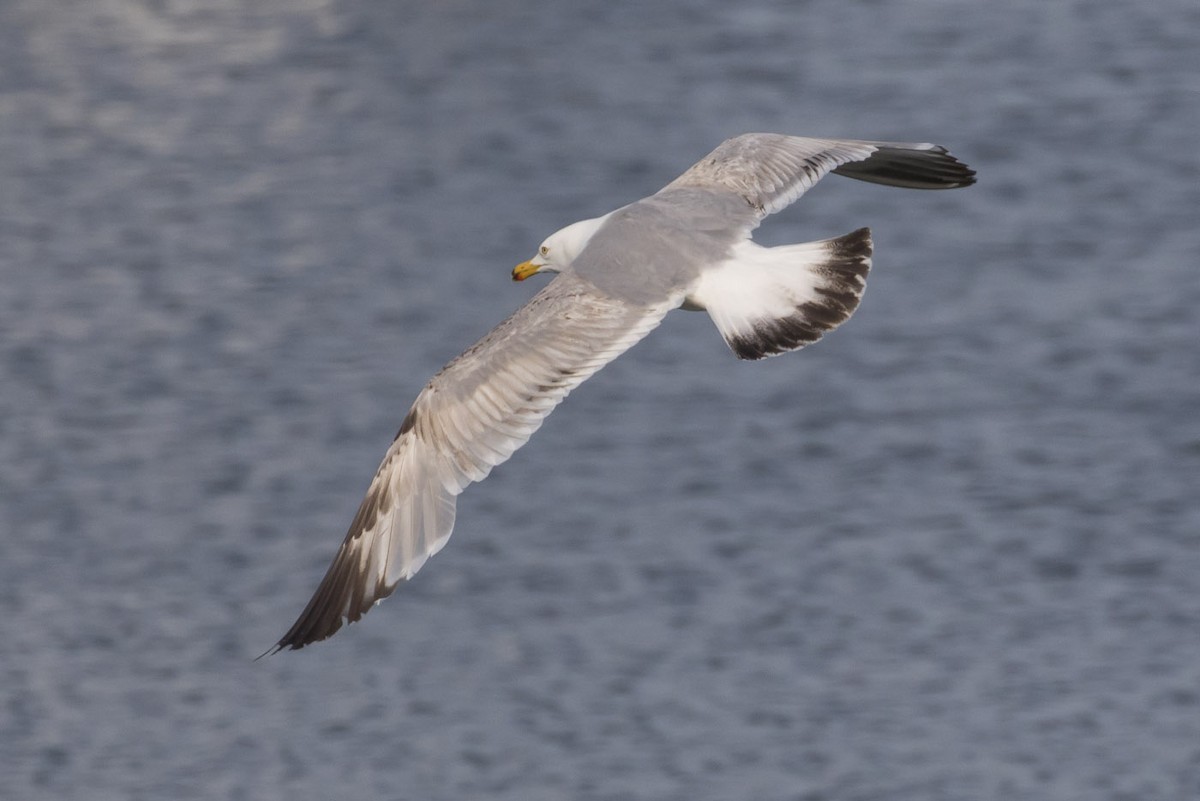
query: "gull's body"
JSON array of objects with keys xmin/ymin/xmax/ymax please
[{"xmin": 269, "ymin": 134, "xmax": 974, "ymax": 652}]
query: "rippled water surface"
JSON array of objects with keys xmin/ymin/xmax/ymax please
[{"xmin": 2, "ymin": 1, "xmax": 1199, "ymax": 799}]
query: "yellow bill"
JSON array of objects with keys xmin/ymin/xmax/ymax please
[{"xmin": 512, "ymin": 260, "xmax": 540, "ymax": 281}]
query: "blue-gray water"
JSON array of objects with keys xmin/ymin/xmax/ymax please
[{"xmin": 2, "ymin": 2, "xmax": 1198, "ymax": 799}]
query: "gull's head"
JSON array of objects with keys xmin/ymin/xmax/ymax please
[{"xmin": 513, "ymin": 213, "xmax": 611, "ymax": 281}]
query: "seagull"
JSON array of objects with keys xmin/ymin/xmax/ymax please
[{"xmin": 267, "ymin": 133, "xmax": 975, "ymax": 652}]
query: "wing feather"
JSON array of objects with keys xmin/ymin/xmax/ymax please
[{"xmin": 269, "ymin": 273, "xmax": 674, "ymax": 651}]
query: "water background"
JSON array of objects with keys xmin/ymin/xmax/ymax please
[{"xmin": 2, "ymin": 1, "xmax": 1199, "ymax": 799}]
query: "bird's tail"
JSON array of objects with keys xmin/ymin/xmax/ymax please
[{"xmin": 687, "ymin": 228, "xmax": 872, "ymax": 360}]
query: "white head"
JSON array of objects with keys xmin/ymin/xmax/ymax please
[{"xmin": 512, "ymin": 213, "xmax": 612, "ymax": 281}]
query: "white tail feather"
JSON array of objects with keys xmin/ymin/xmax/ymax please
[{"xmin": 687, "ymin": 228, "xmax": 872, "ymax": 360}]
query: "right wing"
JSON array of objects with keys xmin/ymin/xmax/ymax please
[{"xmin": 269, "ymin": 274, "xmax": 675, "ymax": 651}]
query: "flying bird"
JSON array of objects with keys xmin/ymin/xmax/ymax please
[{"xmin": 268, "ymin": 133, "xmax": 975, "ymax": 652}]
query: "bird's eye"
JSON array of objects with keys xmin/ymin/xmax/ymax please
[{"xmin": 539, "ymin": 245, "xmax": 549, "ymax": 256}]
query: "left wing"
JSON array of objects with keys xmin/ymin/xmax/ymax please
[{"xmin": 660, "ymin": 133, "xmax": 975, "ymax": 216}]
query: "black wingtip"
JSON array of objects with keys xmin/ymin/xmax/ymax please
[
  {"xmin": 254, "ymin": 636, "xmax": 308, "ymax": 660},
  {"xmin": 257, "ymin": 621, "xmax": 334, "ymax": 658},
  {"xmin": 254, "ymin": 644, "xmax": 282, "ymax": 661},
  {"xmin": 833, "ymin": 145, "xmax": 977, "ymax": 190},
  {"xmin": 268, "ymin": 600, "xmax": 348, "ymax": 654}
]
